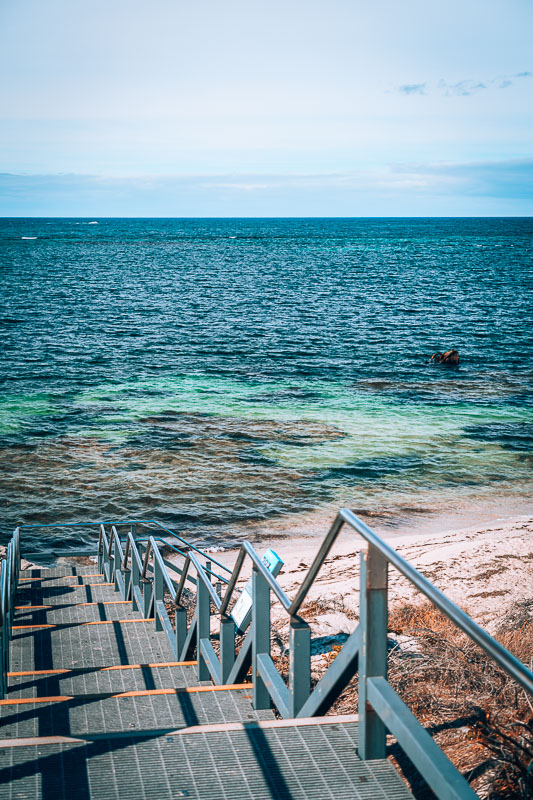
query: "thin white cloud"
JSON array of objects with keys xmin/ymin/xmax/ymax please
[
  {"xmin": 1, "ymin": 158, "xmax": 531, "ymax": 216},
  {"xmin": 394, "ymin": 71, "xmax": 531, "ymax": 96},
  {"xmin": 397, "ymin": 83, "xmax": 427, "ymax": 95}
]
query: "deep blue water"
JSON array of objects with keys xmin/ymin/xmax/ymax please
[{"xmin": 1, "ymin": 218, "xmax": 532, "ymax": 554}]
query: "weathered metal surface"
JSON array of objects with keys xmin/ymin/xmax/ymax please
[
  {"xmin": 368, "ymin": 677, "xmax": 477, "ymax": 799},
  {"xmin": 0, "ymin": 721, "xmax": 413, "ymax": 800},
  {"xmin": 9, "ymin": 509, "xmax": 531, "ymax": 799},
  {"xmin": 358, "ymin": 547, "xmax": 388, "ymax": 760}
]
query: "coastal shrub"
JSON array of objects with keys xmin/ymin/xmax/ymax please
[
  {"xmin": 271, "ymin": 599, "xmax": 532, "ymax": 798},
  {"xmin": 165, "ymin": 588, "xmax": 531, "ymax": 798}
]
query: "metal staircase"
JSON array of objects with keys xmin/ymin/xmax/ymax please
[{"xmin": 1, "ymin": 513, "xmax": 531, "ymax": 799}]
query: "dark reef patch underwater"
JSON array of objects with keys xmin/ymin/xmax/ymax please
[{"xmin": 0, "ymin": 217, "xmax": 532, "ymax": 555}]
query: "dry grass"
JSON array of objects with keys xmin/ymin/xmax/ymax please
[
  {"xmin": 326, "ymin": 601, "xmax": 533, "ymax": 800},
  {"xmin": 163, "ymin": 585, "xmax": 532, "ymax": 798}
]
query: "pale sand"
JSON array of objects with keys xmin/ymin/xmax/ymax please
[{"xmin": 204, "ymin": 511, "xmax": 533, "ymax": 633}]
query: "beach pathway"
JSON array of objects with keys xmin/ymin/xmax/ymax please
[{"xmin": 0, "ymin": 564, "xmax": 413, "ymax": 799}]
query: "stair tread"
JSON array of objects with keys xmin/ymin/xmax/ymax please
[
  {"xmin": 15, "ymin": 602, "xmax": 142, "ymax": 624},
  {"xmin": 0, "ymin": 721, "xmax": 413, "ymax": 799},
  {"xmin": 20, "ymin": 566, "xmax": 100, "ymax": 578},
  {"xmin": 0, "ymin": 687, "xmax": 272, "ymax": 738},
  {"xmin": 10, "ymin": 617, "xmax": 176, "ymax": 672},
  {"xmin": 8, "ymin": 663, "xmax": 200, "ymax": 697},
  {"xmin": 16, "ymin": 583, "xmax": 119, "ymax": 606}
]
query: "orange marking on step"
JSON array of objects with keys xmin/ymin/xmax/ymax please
[
  {"xmin": 7, "ymin": 661, "xmax": 197, "ymax": 677},
  {"xmin": 74, "ymin": 601, "xmax": 130, "ymax": 606},
  {"xmin": 8, "ymin": 669, "xmax": 71, "ymax": 677},
  {"xmin": 62, "ymin": 582, "xmax": 114, "ymax": 587},
  {"xmin": 19, "ymin": 574, "xmax": 104, "ymax": 581},
  {"xmin": 13, "ymin": 619, "xmax": 153, "ymax": 630},
  {"xmin": 19, "ymin": 582, "xmax": 114, "ymax": 588},
  {"xmin": 0, "ymin": 684, "xmax": 251, "ymax": 705},
  {"xmin": 0, "ymin": 696, "xmax": 73, "ymax": 705},
  {"xmin": 13, "ymin": 624, "xmax": 55, "ymax": 630}
]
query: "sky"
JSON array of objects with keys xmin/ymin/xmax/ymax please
[{"xmin": 0, "ymin": 0, "xmax": 532, "ymax": 216}]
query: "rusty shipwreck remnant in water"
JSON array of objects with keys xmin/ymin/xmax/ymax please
[{"xmin": 430, "ymin": 348, "xmax": 459, "ymax": 365}]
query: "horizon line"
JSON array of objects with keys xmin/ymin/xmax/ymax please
[{"xmin": 1, "ymin": 215, "xmax": 532, "ymax": 220}]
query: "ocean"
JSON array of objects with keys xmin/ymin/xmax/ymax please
[{"xmin": 1, "ymin": 217, "xmax": 532, "ymax": 557}]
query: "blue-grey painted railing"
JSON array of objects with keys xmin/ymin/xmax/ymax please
[
  {"xmin": 20, "ymin": 519, "xmax": 231, "ymax": 579},
  {"xmin": 97, "ymin": 523, "xmax": 233, "ymax": 664},
  {"xmin": 13, "ymin": 512, "xmax": 532, "ymax": 800},
  {"xmin": 1, "ymin": 527, "xmax": 20, "ymax": 698},
  {"xmin": 96, "ymin": 511, "xmax": 532, "ymax": 800}
]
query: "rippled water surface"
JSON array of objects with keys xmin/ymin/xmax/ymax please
[{"xmin": 1, "ymin": 218, "xmax": 532, "ymax": 554}]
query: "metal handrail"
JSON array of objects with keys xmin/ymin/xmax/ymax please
[
  {"xmin": 189, "ymin": 552, "xmax": 222, "ymax": 612},
  {"xmin": 288, "ymin": 513, "xmax": 345, "ymax": 615},
  {"xmin": 209, "ymin": 511, "xmax": 532, "ymax": 799},
  {"xmin": 174, "ymin": 555, "xmax": 191, "ymax": 605},
  {"xmin": 150, "ymin": 537, "xmax": 177, "ymax": 597},
  {"xmin": 127, "ymin": 531, "xmax": 143, "ymax": 573},
  {"xmin": 1, "ymin": 527, "xmax": 20, "ymax": 698},
  {"xmin": 137, "ymin": 537, "xmax": 230, "ymax": 586},
  {"xmin": 216, "ymin": 509, "xmax": 532, "ymax": 697},
  {"xmin": 122, "ymin": 534, "xmax": 131, "ymax": 570},
  {"xmin": 141, "ymin": 538, "xmax": 153, "ymax": 581},
  {"xmin": 219, "ymin": 542, "xmax": 291, "ymax": 616},
  {"xmin": 18, "ymin": 518, "xmax": 231, "ymax": 577},
  {"xmin": 219, "ymin": 547, "xmax": 246, "ymax": 617},
  {"xmin": 339, "ymin": 509, "xmax": 532, "ymax": 695}
]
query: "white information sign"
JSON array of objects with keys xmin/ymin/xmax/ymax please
[{"xmin": 231, "ymin": 549, "xmax": 283, "ymax": 633}]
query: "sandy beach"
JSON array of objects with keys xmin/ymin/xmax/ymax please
[{"xmin": 200, "ymin": 509, "xmax": 533, "ymax": 632}]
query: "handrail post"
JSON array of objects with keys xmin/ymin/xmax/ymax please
[
  {"xmin": 154, "ymin": 551, "xmax": 163, "ymax": 632},
  {"xmin": 175, "ymin": 604, "xmax": 187, "ymax": 658},
  {"xmin": 174, "ymin": 555, "xmax": 191, "ymax": 657},
  {"xmin": 141, "ymin": 539, "xmax": 153, "ymax": 618},
  {"xmin": 220, "ymin": 614, "xmax": 236, "ymax": 683},
  {"xmin": 131, "ymin": 541, "xmax": 140, "ymax": 612},
  {"xmin": 142, "ymin": 577, "xmax": 153, "ymax": 619},
  {"xmin": 13, "ymin": 528, "xmax": 20, "ymax": 586},
  {"xmin": 358, "ymin": 546, "xmax": 388, "ymax": 760},
  {"xmin": 122, "ymin": 536, "xmax": 131, "ymax": 599},
  {"xmin": 122, "ymin": 536, "xmax": 131, "ymax": 570},
  {"xmin": 0, "ymin": 560, "xmax": 6, "ymax": 698},
  {"xmin": 289, "ymin": 616, "xmax": 311, "ymax": 717},
  {"xmin": 197, "ymin": 569, "xmax": 211, "ymax": 681},
  {"xmin": 111, "ymin": 529, "xmax": 119, "ymax": 586},
  {"xmin": 102, "ymin": 527, "xmax": 112, "ymax": 581},
  {"xmin": 98, "ymin": 525, "xmax": 104, "ymax": 573},
  {"xmin": 7, "ymin": 542, "xmax": 14, "ymax": 631},
  {"xmin": 252, "ymin": 567, "xmax": 271, "ymax": 709}
]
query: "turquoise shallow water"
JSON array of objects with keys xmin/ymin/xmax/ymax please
[{"xmin": 0, "ymin": 217, "xmax": 532, "ymax": 554}]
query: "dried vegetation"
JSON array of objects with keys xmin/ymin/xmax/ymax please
[
  {"xmin": 328, "ymin": 600, "xmax": 533, "ymax": 800},
  {"xmin": 165, "ymin": 586, "xmax": 532, "ymax": 799}
]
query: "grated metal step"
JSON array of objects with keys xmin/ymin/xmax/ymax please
[
  {"xmin": 9, "ymin": 618, "xmax": 176, "ymax": 672},
  {"xmin": 18, "ymin": 574, "xmax": 106, "ymax": 586},
  {"xmin": 7, "ymin": 661, "xmax": 200, "ymax": 698},
  {"xmin": 0, "ymin": 720, "xmax": 413, "ymax": 800},
  {"xmin": 20, "ymin": 567, "xmax": 100, "ymax": 579},
  {"xmin": 0, "ymin": 686, "xmax": 273, "ymax": 739},
  {"xmin": 15, "ymin": 583, "xmax": 119, "ymax": 606},
  {"xmin": 14, "ymin": 600, "xmax": 144, "ymax": 625}
]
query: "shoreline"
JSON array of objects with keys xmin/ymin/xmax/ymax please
[{"xmin": 201, "ymin": 504, "xmax": 533, "ymax": 631}]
